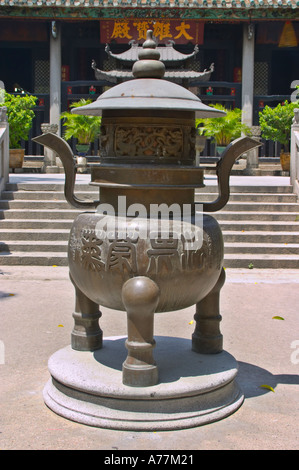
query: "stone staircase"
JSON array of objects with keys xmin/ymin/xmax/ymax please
[
  {"xmin": 201, "ymin": 186, "xmax": 299, "ymax": 268},
  {"xmin": 0, "ymin": 180, "xmax": 299, "ymax": 268}
]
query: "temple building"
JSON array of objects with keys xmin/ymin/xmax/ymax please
[{"xmin": 0, "ymin": 0, "xmax": 298, "ymax": 153}]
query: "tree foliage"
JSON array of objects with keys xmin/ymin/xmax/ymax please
[
  {"xmin": 3, "ymin": 92, "xmax": 37, "ymax": 148},
  {"xmin": 259, "ymin": 100, "xmax": 298, "ymax": 151},
  {"xmin": 60, "ymin": 99, "xmax": 102, "ymax": 145},
  {"xmin": 196, "ymin": 104, "xmax": 251, "ymax": 146}
]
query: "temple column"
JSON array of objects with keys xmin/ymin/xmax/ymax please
[
  {"xmin": 242, "ymin": 23, "xmax": 258, "ymax": 172},
  {"xmin": 49, "ymin": 21, "xmax": 63, "ymax": 170},
  {"xmin": 50, "ymin": 21, "xmax": 61, "ymax": 136}
]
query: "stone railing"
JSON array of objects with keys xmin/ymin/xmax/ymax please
[
  {"xmin": 290, "ymin": 108, "xmax": 299, "ymax": 199},
  {"xmin": 0, "ymin": 106, "xmax": 9, "ymax": 194}
]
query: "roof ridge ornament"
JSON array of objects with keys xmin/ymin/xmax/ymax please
[{"xmin": 132, "ymin": 30, "xmax": 166, "ymax": 79}]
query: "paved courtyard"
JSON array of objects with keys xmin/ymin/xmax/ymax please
[{"xmin": 0, "ymin": 265, "xmax": 298, "ymax": 450}]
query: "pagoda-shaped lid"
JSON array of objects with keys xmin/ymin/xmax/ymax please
[{"xmin": 73, "ymin": 31, "xmax": 225, "ymax": 119}]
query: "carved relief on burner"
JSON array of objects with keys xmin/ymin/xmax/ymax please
[
  {"xmin": 188, "ymin": 126, "xmax": 196, "ymax": 161},
  {"xmin": 114, "ymin": 125, "xmax": 183, "ymax": 159},
  {"xmin": 79, "ymin": 229, "xmax": 139, "ymax": 275},
  {"xmin": 146, "ymin": 233, "xmax": 181, "ymax": 274},
  {"xmin": 146, "ymin": 232, "xmax": 206, "ymax": 275},
  {"xmin": 106, "ymin": 237, "xmax": 138, "ymax": 274},
  {"xmin": 69, "ymin": 231, "xmax": 82, "ymax": 262},
  {"xmin": 202, "ymin": 230, "xmax": 222, "ymax": 271},
  {"xmin": 100, "ymin": 121, "xmax": 195, "ymax": 162},
  {"xmin": 80, "ymin": 230, "xmax": 105, "ymax": 274},
  {"xmin": 77, "ymin": 227, "xmax": 210, "ymax": 276},
  {"xmin": 99, "ymin": 124, "xmax": 109, "ymax": 158}
]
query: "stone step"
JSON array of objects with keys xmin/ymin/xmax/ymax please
[
  {"xmin": 1, "ymin": 229, "xmax": 298, "ymax": 245},
  {"xmin": 219, "ymin": 220, "xmax": 299, "ymax": 231},
  {"xmin": 1, "ymin": 230, "xmax": 298, "ymax": 242},
  {"xmin": 224, "ymin": 242, "xmax": 299, "ymax": 254},
  {"xmin": 214, "ymin": 211, "xmax": 299, "ymax": 221},
  {"xmin": 2, "ymin": 189, "xmax": 297, "ymax": 203},
  {"xmin": 0, "ymin": 251, "xmax": 68, "ymax": 266},
  {"xmin": 0, "ymin": 246, "xmax": 299, "ymax": 269},
  {"xmin": 0, "ymin": 219, "xmax": 75, "ymax": 229},
  {"xmin": 1, "ymin": 190, "xmax": 98, "ymax": 201},
  {"xmin": 6, "ymin": 182, "xmax": 295, "ymax": 194},
  {"xmin": 202, "ymin": 185, "xmax": 294, "ymax": 194},
  {"xmin": 1, "ymin": 250, "xmax": 298, "ymax": 269},
  {"xmin": 0, "ymin": 229, "xmax": 70, "ymax": 241},
  {"xmin": 1, "ymin": 179, "xmax": 299, "ymax": 268},
  {"xmin": 1, "ymin": 208, "xmax": 298, "ymax": 222},
  {"xmin": 196, "ymin": 193, "xmax": 298, "ymax": 203},
  {"xmin": 223, "ymin": 253, "xmax": 299, "ymax": 269},
  {"xmin": 222, "ymin": 231, "xmax": 299, "ymax": 243},
  {"xmin": 3, "ymin": 183, "xmax": 296, "ymax": 194},
  {"xmin": 0, "ymin": 200, "xmax": 78, "ymax": 210},
  {"xmin": 218, "ymin": 202, "xmax": 299, "ymax": 212},
  {"xmin": 0, "ymin": 240, "xmax": 68, "ymax": 252},
  {"xmin": 200, "ymin": 184, "xmax": 291, "ymax": 195},
  {"xmin": 1, "ymin": 218, "xmax": 298, "ymax": 233},
  {"xmin": 1, "ymin": 199, "xmax": 298, "ymax": 213},
  {"xmin": 5, "ymin": 183, "xmax": 92, "ymax": 192},
  {"xmin": 0, "ymin": 209, "xmax": 81, "ymax": 220},
  {"xmin": 2, "ymin": 240, "xmax": 298, "ymax": 256}
]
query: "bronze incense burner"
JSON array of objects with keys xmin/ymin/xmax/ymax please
[{"xmin": 34, "ymin": 31, "xmax": 259, "ymax": 429}]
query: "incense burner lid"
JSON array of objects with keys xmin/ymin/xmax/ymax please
[{"xmin": 72, "ymin": 79, "xmax": 224, "ymax": 118}]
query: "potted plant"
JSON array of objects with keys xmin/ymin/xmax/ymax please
[
  {"xmin": 196, "ymin": 104, "xmax": 251, "ymax": 155},
  {"xmin": 60, "ymin": 98, "xmax": 102, "ymax": 159},
  {"xmin": 259, "ymin": 100, "xmax": 298, "ymax": 171},
  {"xmin": 3, "ymin": 92, "xmax": 37, "ymax": 169}
]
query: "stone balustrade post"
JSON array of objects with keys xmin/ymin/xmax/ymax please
[
  {"xmin": 290, "ymin": 108, "xmax": 299, "ymax": 198},
  {"xmin": 244, "ymin": 126, "xmax": 261, "ymax": 174},
  {"xmin": 40, "ymin": 123, "xmax": 62, "ymax": 173},
  {"xmin": 0, "ymin": 106, "xmax": 9, "ymax": 193}
]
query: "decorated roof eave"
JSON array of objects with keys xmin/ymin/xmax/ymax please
[
  {"xmin": 92, "ymin": 68, "xmax": 214, "ymax": 84},
  {"xmin": 0, "ymin": 5, "xmax": 298, "ymax": 21},
  {"xmin": 105, "ymin": 43, "xmax": 199, "ymax": 62}
]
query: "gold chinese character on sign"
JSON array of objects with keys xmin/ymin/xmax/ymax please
[
  {"xmin": 111, "ymin": 21, "xmax": 133, "ymax": 40},
  {"xmin": 101, "ymin": 18, "xmax": 202, "ymax": 45},
  {"xmin": 153, "ymin": 22, "xmax": 172, "ymax": 41},
  {"xmin": 174, "ymin": 21, "xmax": 193, "ymax": 41},
  {"xmin": 133, "ymin": 21, "xmax": 150, "ymax": 41}
]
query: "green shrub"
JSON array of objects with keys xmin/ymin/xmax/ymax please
[
  {"xmin": 3, "ymin": 92, "xmax": 37, "ymax": 149},
  {"xmin": 196, "ymin": 104, "xmax": 251, "ymax": 146},
  {"xmin": 60, "ymin": 99, "xmax": 102, "ymax": 145},
  {"xmin": 259, "ymin": 100, "xmax": 298, "ymax": 151}
]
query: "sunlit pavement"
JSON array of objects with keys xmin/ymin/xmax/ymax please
[{"xmin": 0, "ymin": 265, "xmax": 298, "ymax": 450}]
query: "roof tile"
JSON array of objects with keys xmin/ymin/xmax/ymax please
[{"xmin": 0, "ymin": 0, "xmax": 298, "ymax": 5}]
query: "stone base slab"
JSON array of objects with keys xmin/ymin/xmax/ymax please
[{"xmin": 43, "ymin": 336, "xmax": 244, "ymax": 431}]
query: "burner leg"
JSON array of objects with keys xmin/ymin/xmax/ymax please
[
  {"xmin": 70, "ymin": 275, "xmax": 103, "ymax": 351},
  {"xmin": 192, "ymin": 267, "xmax": 225, "ymax": 354},
  {"xmin": 122, "ymin": 276, "xmax": 160, "ymax": 387}
]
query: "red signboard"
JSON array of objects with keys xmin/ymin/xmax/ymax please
[{"xmin": 100, "ymin": 20, "xmax": 204, "ymax": 45}]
